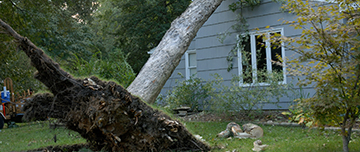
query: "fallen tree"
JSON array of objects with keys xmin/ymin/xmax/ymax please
[
  {"xmin": 0, "ymin": 0, "xmax": 223, "ymax": 151},
  {"xmin": 127, "ymin": 0, "xmax": 224, "ymax": 104},
  {"xmin": 1, "ymin": 20, "xmax": 209, "ymax": 151}
]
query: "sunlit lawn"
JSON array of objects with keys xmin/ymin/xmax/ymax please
[
  {"xmin": 0, "ymin": 121, "xmax": 359, "ymax": 151},
  {"xmin": 0, "ymin": 122, "xmax": 86, "ymax": 152},
  {"xmin": 184, "ymin": 121, "xmax": 360, "ymax": 152}
]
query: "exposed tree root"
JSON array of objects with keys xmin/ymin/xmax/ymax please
[{"xmin": 0, "ymin": 19, "xmax": 211, "ymax": 151}]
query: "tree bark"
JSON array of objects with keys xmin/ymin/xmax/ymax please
[
  {"xmin": 0, "ymin": 0, "xmax": 224, "ymax": 150},
  {"xmin": 340, "ymin": 110, "xmax": 357, "ymax": 152},
  {"xmin": 341, "ymin": 125, "xmax": 351, "ymax": 152},
  {"xmin": 0, "ymin": 16, "xmax": 212, "ymax": 152},
  {"xmin": 127, "ymin": 0, "xmax": 224, "ymax": 104}
]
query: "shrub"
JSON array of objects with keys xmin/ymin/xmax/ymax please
[
  {"xmin": 159, "ymin": 72, "xmax": 292, "ymax": 116},
  {"xmin": 158, "ymin": 73, "xmax": 214, "ymax": 112},
  {"xmin": 210, "ymin": 72, "xmax": 292, "ymax": 116},
  {"xmin": 65, "ymin": 51, "xmax": 135, "ymax": 87}
]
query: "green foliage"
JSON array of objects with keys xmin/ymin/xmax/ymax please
[
  {"xmin": 282, "ymin": 108, "xmax": 314, "ymax": 127},
  {"xmin": 65, "ymin": 51, "xmax": 136, "ymax": 88},
  {"xmin": 218, "ymin": 0, "xmax": 261, "ymax": 71},
  {"xmin": 282, "ymin": 86, "xmax": 314, "ymax": 127},
  {"xmin": 228, "ymin": 0, "xmax": 261, "ymax": 11},
  {"xmin": 94, "ymin": 0, "xmax": 192, "ymax": 73},
  {"xmin": 158, "ymin": 73, "xmax": 214, "ymax": 112},
  {"xmin": 159, "ymin": 71, "xmax": 291, "ymax": 115},
  {"xmin": 0, "ymin": 41, "xmax": 46, "ymax": 93},
  {"xmin": 210, "ymin": 72, "xmax": 292, "ymax": 116},
  {"xmin": 220, "ymin": 0, "xmax": 288, "ymax": 71},
  {"xmin": 281, "ymin": 0, "xmax": 360, "ymax": 151},
  {"xmin": 0, "ymin": 0, "xmax": 99, "ymax": 61},
  {"xmin": 38, "ymin": 15, "xmax": 96, "ymax": 62},
  {"xmin": 0, "ymin": 0, "xmax": 99, "ymax": 93},
  {"xmin": 0, "ymin": 0, "xmax": 137, "ymax": 90}
]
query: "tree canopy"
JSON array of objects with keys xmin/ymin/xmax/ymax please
[
  {"xmin": 281, "ymin": 0, "xmax": 360, "ymax": 151},
  {"xmin": 96, "ymin": 0, "xmax": 192, "ymax": 73},
  {"xmin": 0, "ymin": 0, "xmax": 223, "ymax": 150},
  {"xmin": 0, "ymin": 0, "xmax": 135, "ymax": 92},
  {"xmin": 0, "ymin": 0, "xmax": 194, "ymax": 92}
]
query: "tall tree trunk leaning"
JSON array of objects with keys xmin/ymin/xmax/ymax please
[
  {"xmin": 127, "ymin": 0, "xmax": 224, "ymax": 104},
  {"xmin": 0, "ymin": 0, "xmax": 223, "ymax": 151}
]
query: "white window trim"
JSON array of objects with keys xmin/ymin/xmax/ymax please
[
  {"xmin": 237, "ymin": 28, "xmax": 286, "ymax": 86},
  {"xmin": 185, "ymin": 50, "xmax": 197, "ymax": 80}
]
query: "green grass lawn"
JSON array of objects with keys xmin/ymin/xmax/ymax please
[
  {"xmin": 0, "ymin": 121, "xmax": 86, "ymax": 152},
  {"xmin": 184, "ymin": 121, "xmax": 360, "ymax": 152},
  {"xmin": 0, "ymin": 121, "xmax": 359, "ymax": 152}
]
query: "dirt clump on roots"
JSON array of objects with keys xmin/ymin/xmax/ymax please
[
  {"xmin": 0, "ymin": 18, "xmax": 210, "ymax": 151},
  {"xmin": 23, "ymin": 76, "xmax": 210, "ymax": 151}
]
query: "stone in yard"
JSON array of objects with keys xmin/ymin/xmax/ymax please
[
  {"xmin": 252, "ymin": 140, "xmax": 268, "ymax": 152},
  {"xmin": 217, "ymin": 122, "xmax": 264, "ymax": 139}
]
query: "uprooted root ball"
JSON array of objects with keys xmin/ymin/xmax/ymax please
[{"xmin": 23, "ymin": 76, "xmax": 210, "ymax": 151}]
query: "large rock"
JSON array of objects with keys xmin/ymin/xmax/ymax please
[{"xmin": 217, "ymin": 122, "xmax": 263, "ymax": 139}]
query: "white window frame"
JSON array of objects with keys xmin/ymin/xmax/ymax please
[
  {"xmin": 237, "ymin": 28, "xmax": 286, "ymax": 86},
  {"xmin": 185, "ymin": 50, "xmax": 197, "ymax": 80}
]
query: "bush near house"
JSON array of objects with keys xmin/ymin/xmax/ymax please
[{"xmin": 158, "ymin": 72, "xmax": 293, "ymax": 117}]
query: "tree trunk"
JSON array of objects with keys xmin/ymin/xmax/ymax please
[
  {"xmin": 340, "ymin": 110, "xmax": 356, "ymax": 152},
  {"xmin": 341, "ymin": 126, "xmax": 351, "ymax": 152},
  {"xmin": 0, "ymin": 18, "xmax": 211, "ymax": 151},
  {"xmin": 127, "ymin": 0, "xmax": 224, "ymax": 104},
  {"xmin": 0, "ymin": 0, "xmax": 224, "ymax": 151},
  {"xmin": 0, "ymin": 0, "xmax": 222, "ymax": 151}
]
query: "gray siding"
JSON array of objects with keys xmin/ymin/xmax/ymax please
[{"xmin": 160, "ymin": 0, "xmax": 316, "ymax": 109}]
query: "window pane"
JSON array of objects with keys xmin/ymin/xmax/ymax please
[
  {"xmin": 190, "ymin": 68, "xmax": 197, "ymax": 77},
  {"xmin": 189, "ymin": 53, "xmax": 197, "ymax": 67},
  {"xmin": 270, "ymin": 32, "xmax": 283, "ymax": 80},
  {"xmin": 256, "ymin": 35, "xmax": 267, "ymax": 82},
  {"xmin": 241, "ymin": 35, "xmax": 252, "ymax": 83}
]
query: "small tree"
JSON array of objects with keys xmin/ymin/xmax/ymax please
[{"xmin": 281, "ymin": 0, "xmax": 360, "ymax": 151}]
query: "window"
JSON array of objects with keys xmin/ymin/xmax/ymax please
[
  {"xmin": 237, "ymin": 29, "xmax": 286, "ymax": 85},
  {"xmin": 185, "ymin": 50, "xmax": 197, "ymax": 80}
]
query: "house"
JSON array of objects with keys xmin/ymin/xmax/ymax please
[{"xmin": 156, "ymin": 0, "xmax": 318, "ymax": 110}]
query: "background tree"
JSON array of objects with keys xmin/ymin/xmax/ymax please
[
  {"xmin": 0, "ymin": 0, "xmax": 135, "ymax": 91},
  {"xmin": 65, "ymin": 51, "xmax": 136, "ymax": 87},
  {"xmin": 98, "ymin": 0, "xmax": 192, "ymax": 73},
  {"xmin": 0, "ymin": 0, "xmax": 99, "ymax": 61},
  {"xmin": 127, "ymin": 0, "xmax": 225, "ymax": 104},
  {"xmin": 281, "ymin": 0, "xmax": 360, "ymax": 151},
  {"xmin": 0, "ymin": 0, "xmax": 224, "ymax": 150},
  {"xmin": 0, "ymin": 0, "xmax": 62, "ymax": 92}
]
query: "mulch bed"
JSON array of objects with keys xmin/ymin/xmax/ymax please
[
  {"xmin": 178, "ymin": 111, "xmax": 360, "ymax": 130},
  {"xmin": 178, "ymin": 110, "xmax": 290, "ymax": 123}
]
